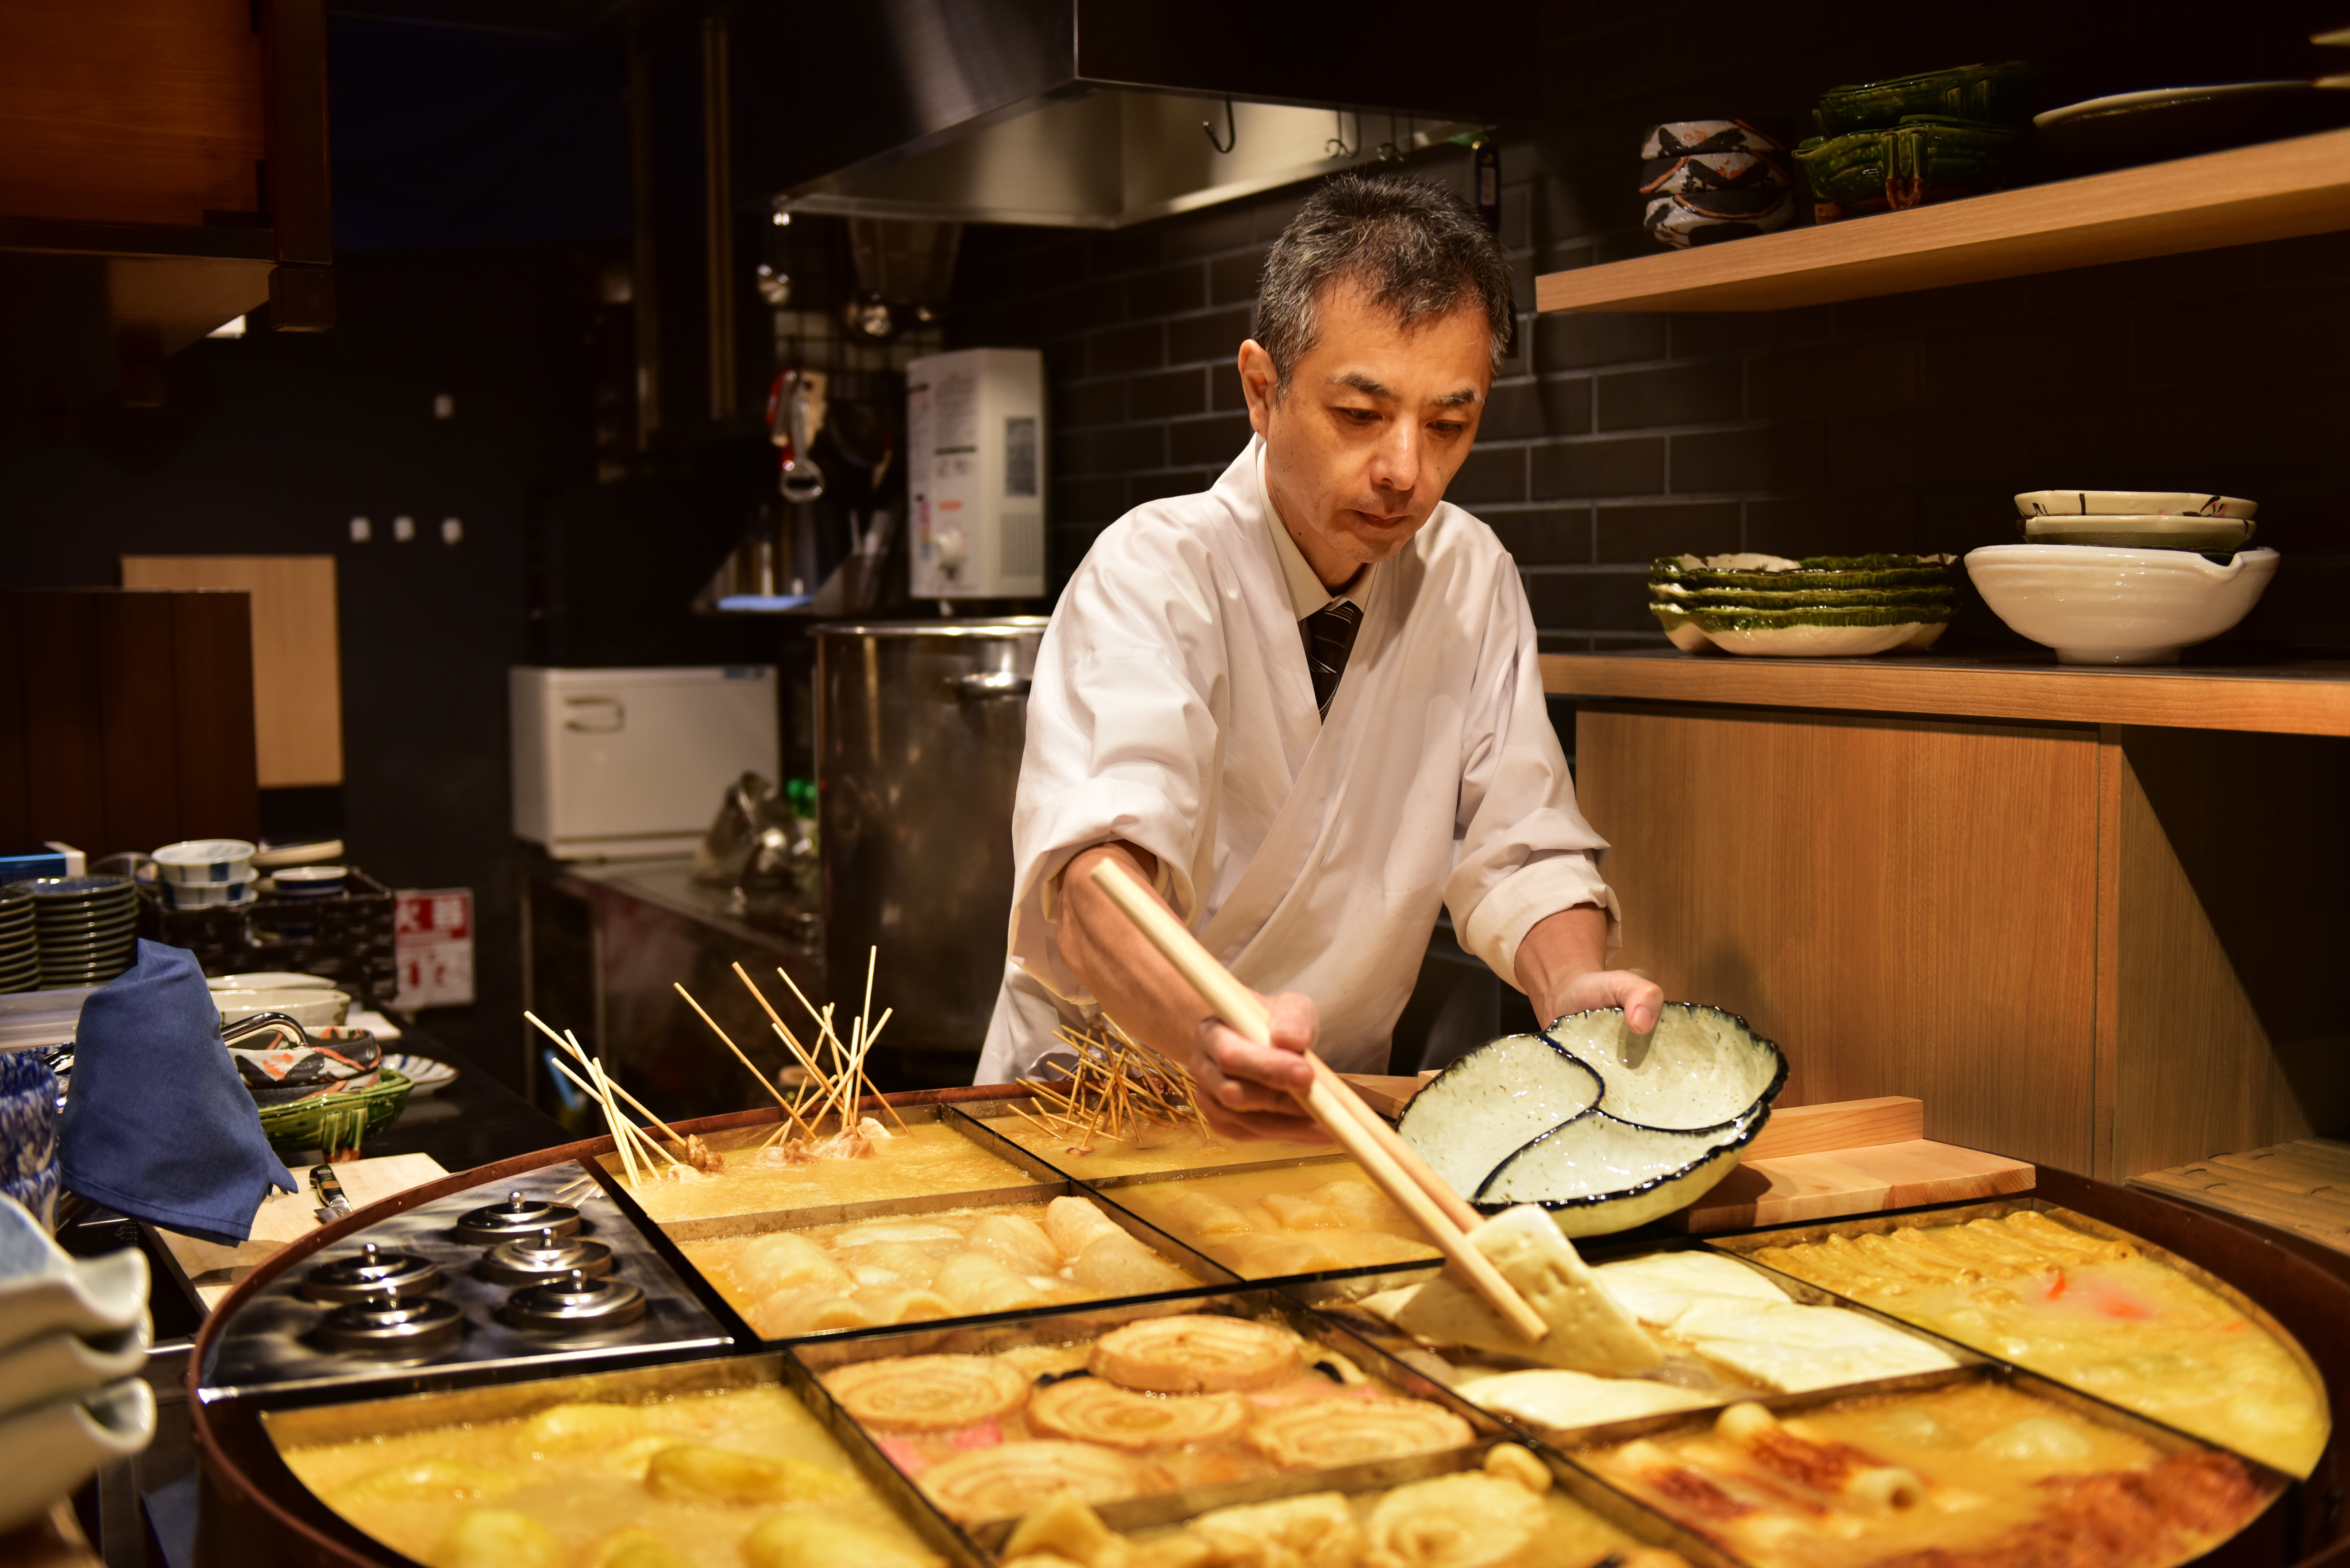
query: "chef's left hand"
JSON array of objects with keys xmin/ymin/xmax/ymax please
[{"xmin": 1515, "ymin": 905, "xmax": 1663, "ymax": 1034}]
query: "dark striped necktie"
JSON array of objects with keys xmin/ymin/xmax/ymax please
[{"xmin": 1300, "ymin": 599, "xmax": 1363, "ymax": 720}]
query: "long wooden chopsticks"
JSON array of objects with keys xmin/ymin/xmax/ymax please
[{"xmin": 1086, "ymin": 859, "xmax": 1548, "ymax": 1344}]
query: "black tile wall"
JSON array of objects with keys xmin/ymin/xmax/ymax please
[{"xmin": 948, "ymin": 8, "xmax": 2350, "ymax": 653}]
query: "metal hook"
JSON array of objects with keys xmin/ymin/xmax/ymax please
[
  {"xmin": 1204, "ymin": 98, "xmax": 1236, "ymax": 155},
  {"xmin": 1377, "ymin": 112, "xmax": 1407, "ymax": 162},
  {"xmin": 1327, "ymin": 108, "xmax": 1359, "ymax": 159}
]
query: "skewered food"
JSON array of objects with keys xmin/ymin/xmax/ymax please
[
  {"xmin": 998, "ymin": 1446, "xmax": 1685, "ymax": 1568},
  {"xmin": 1581, "ymin": 1383, "xmax": 2279, "ymax": 1568},
  {"xmin": 680, "ymin": 1195, "xmax": 1203, "ymax": 1337},
  {"xmin": 1749, "ymin": 1209, "xmax": 2330, "ymax": 1477},
  {"xmin": 829, "ymin": 1312, "xmax": 1482, "ymax": 1523},
  {"xmin": 1115, "ymin": 1164, "xmax": 1443, "ymax": 1278},
  {"xmin": 825, "ymin": 1354, "xmax": 1032, "ymax": 1431},
  {"xmin": 1090, "ymin": 1314, "xmax": 1303, "ymax": 1392},
  {"xmin": 274, "ymin": 1381, "xmax": 940, "ymax": 1568}
]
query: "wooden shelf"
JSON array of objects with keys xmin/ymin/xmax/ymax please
[
  {"xmin": 1536, "ymin": 127, "xmax": 2350, "ymax": 313},
  {"xmin": 1540, "ymin": 649, "xmax": 2350, "ymax": 736}
]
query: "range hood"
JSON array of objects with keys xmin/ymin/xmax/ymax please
[{"xmin": 732, "ymin": 0, "xmax": 1537, "ymax": 229}]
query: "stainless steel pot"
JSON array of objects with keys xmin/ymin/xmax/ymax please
[{"xmin": 813, "ymin": 618, "xmax": 1045, "ymax": 1052}]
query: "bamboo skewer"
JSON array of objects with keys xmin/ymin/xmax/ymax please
[
  {"xmin": 525, "ymin": 1011, "xmax": 689, "ymax": 1172},
  {"xmin": 673, "ymin": 982, "xmax": 816, "ymax": 1137},
  {"xmin": 541, "ymin": 1049, "xmax": 681, "ymax": 1172},
  {"xmin": 1085, "ymin": 858, "xmax": 1549, "ymax": 1345}
]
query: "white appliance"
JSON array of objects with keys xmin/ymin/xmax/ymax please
[
  {"xmin": 908, "ymin": 347, "xmax": 1046, "ymax": 598},
  {"xmin": 510, "ymin": 666, "xmax": 778, "ymax": 861}
]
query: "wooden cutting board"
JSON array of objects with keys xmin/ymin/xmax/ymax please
[{"xmin": 1666, "ymin": 1140, "xmax": 2037, "ymax": 1233}]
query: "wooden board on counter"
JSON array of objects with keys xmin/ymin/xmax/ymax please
[
  {"xmin": 1541, "ymin": 649, "xmax": 2350, "ymax": 738},
  {"xmin": 2131, "ymin": 1138, "xmax": 2350, "ymax": 1256},
  {"xmin": 1668, "ymin": 1140, "xmax": 2036, "ymax": 1233},
  {"xmin": 157, "ymin": 1152, "xmax": 447, "ymax": 1309}
]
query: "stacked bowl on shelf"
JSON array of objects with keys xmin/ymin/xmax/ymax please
[
  {"xmin": 1649, "ymin": 552, "xmax": 1958, "ymax": 656},
  {"xmin": 150, "ymin": 838, "xmax": 256, "ymax": 910},
  {"xmin": 0, "ymin": 892, "xmax": 33, "ymax": 995},
  {"xmin": 1967, "ymin": 491, "xmax": 2281, "ymax": 664},
  {"xmin": 0, "ymin": 877, "xmax": 139, "ymax": 990}
]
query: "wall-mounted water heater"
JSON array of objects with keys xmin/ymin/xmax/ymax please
[{"xmin": 908, "ymin": 347, "xmax": 1046, "ymax": 599}]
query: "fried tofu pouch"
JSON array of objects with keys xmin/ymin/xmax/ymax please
[{"xmin": 1394, "ymin": 1206, "xmax": 1663, "ymax": 1374}]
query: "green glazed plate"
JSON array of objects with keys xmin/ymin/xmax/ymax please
[
  {"xmin": 256, "ymin": 1068, "xmax": 413, "ymax": 1157},
  {"xmin": 1795, "ymin": 119, "xmax": 2028, "ymax": 208},
  {"xmin": 1814, "ymin": 62, "xmax": 2034, "ymax": 136},
  {"xmin": 1652, "ymin": 583, "xmax": 1956, "ymax": 608}
]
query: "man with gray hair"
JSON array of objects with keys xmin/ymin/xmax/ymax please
[{"xmin": 978, "ymin": 172, "xmax": 1659, "ymax": 1142}]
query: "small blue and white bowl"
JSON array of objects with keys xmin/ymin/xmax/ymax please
[
  {"xmin": 150, "ymin": 840, "xmax": 255, "ymax": 887},
  {"xmin": 270, "ymin": 866, "xmax": 347, "ymax": 900}
]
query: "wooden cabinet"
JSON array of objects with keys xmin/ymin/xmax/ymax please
[
  {"xmin": 1555, "ymin": 655, "xmax": 2350, "ymax": 1179},
  {"xmin": 0, "ymin": 0, "xmax": 331, "ymax": 401}
]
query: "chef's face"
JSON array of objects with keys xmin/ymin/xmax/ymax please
[{"xmin": 1240, "ymin": 279, "xmax": 1491, "ymax": 584}]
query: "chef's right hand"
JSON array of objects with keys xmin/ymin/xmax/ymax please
[{"xmin": 1192, "ymin": 992, "xmax": 1331, "ymax": 1144}]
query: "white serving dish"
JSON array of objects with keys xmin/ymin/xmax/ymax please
[
  {"xmin": 0, "ymin": 1377, "xmax": 155, "ymax": 1533},
  {"xmin": 1397, "ymin": 1003, "xmax": 1785, "ymax": 1238},
  {"xmin": 2014, "ymin": 489, "xmax": 2256, "ymax": 519},
  {"xmin": 206, "ymin": 972, "xmax": 336, "ymax": 992},
  {"xmin": 209, "ymin": 989, "xmax": 351, "ymax": 1030},
  {"xmin": 0, "ymin": 1323, "xmax": 149, "ymax": 1424},
  {"xmin": 2021, "ymin": 513, "xmax": 2254, "ymax": 551},
  {"xmin": 1965, "ymin": 544, "xmax": 2279, "ymax": 664},
  {"xmin": 0, "ymin": 1197, "xmax": 148, "ymax": 1354},
  {"xmin": 148, "ymin": 840, "xmax": 255, "ymax": 886},
  {"xmin": 157, "ymin": 878, "xmax": 255, "ymax": 910},
  {"xmin": 380, "ymin": 1052, "xmax": 458, "ymax": 1097}
]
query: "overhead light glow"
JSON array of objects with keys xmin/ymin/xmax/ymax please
[{"xmin": 208, "ymin": 315, "xmax": 247, "ymax": 339}]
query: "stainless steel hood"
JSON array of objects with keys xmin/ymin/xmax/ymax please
[{"xmin": 732, "ymin": 0, "xmax": 1536, "ymax": 230}]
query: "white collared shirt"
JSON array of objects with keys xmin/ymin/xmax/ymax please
[
  {"xmin": 976, "ymin": 435, "xmax": 1619, "ymax": 1080},
  {"xmin": 1262, "ymin": 449, "xmax": 1365, "ymax": 620}
]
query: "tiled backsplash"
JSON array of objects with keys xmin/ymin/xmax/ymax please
[{"xmin": 948, "ymin": 118, "xmax": 2350, "ymax": 655}]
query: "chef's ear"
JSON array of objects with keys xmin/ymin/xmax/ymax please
[{"xmin": 1238, "ymin": 340, "xmax": 1280, "ymax": 434}]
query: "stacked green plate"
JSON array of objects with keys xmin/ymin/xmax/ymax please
[
  {"xmin": 1650, "ymin": 553, "xmax": 1958, "ymax": 657},
  {"xmin": 255, "ymin": 1068, "xmax": 414, "ymax": 1159}
]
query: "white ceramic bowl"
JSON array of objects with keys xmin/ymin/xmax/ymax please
[
  {"xmin": 2021, "ymin": 513, "xmax": 2254, "ymax": 552},
  {"xmin": 149, "ymin": 840, "xmax": 255, "ymax": 886},
  {"xmin": 0, "ymin": 1197, "xmax": 148, "ymax": 1354},
  {"xmin": 210, "ymin": 989, "xmax": 351, "ymax": 1030},
  {"xmin": 2015, "ymin": 489, "xmax": 2257, "ymax": 519},
  {"xmin": 207, "ymin": 972, "xmax": 336, "ymax": 992},
  {"xmin": 156, "ymin": 878, "xmax": 255, "ymax": 910},
  {"xmin": 1966, "ymin": 545, "xmax": 2279, "ymax": 664}
]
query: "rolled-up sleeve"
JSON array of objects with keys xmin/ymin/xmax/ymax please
[
  {"xmin": 1005, "ymin": 543, "xmax": 1226, "ymax": 1007},
  {"xmin": 1444, "ymin": 564, "xmax": 1620, "ymax": 987}
]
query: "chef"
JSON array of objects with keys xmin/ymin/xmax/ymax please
[{"xmin": 977, "ymin": 172, "xmax": 1661, "ymax": 1141}]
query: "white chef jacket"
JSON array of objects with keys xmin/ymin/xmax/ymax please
[{"xmin": 975, "ymin": 435, "xmax": 1618, "ymax": 1082}]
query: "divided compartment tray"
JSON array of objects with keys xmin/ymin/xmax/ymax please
[
  {"xmin": 785, "ymin": 1285, "xmax": 1726, "ymax": 1566},
  {"xmin": 1545, "ymin": 1360, "xmax": 2295, "ymax": 1568},
  {"xmin": 1700, "ymin": 1197, "xmax": 2334, "ymax": 1481},
  {"xmin": 946, "ymin": 1094, "xmax": 1348, "ymax": 1183},
  {"xmin": 237, "ymin": 1350, "xmax": 985, "ymax": 1568}
]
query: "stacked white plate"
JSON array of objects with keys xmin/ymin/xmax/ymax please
[
  {"xmin": 2014, "ymin": 490, "xmax": 2257, "ymax": 553},
  {"xmin": 0, "ymin": 1197, "xmax": 154, "ymax": 1533}
]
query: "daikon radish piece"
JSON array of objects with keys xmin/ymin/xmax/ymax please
[
  {"xmin": 738, "ymin": 1230, "xmax": 854, "ymax": 1295},
  {"xmin": 1260, "ymin": 1192, "xmax": 1348, "ymax": 1230},
  {"xmin": 1162, "ymin": 1189, "xmax": 1255, "ymax": 1237},
  {"xmin": 851, "ymin": 1286, "xmax": 955, "ymax": 1325},
  {"xmin": 434, "ymin": 1509, "xmax": 561, "ymax": 1568},
  {"xmin": 1309, "ymin": 1179, "xmax": 1407, "ymax": 1228},
  {"xmin": 1071, "ymin": 1231, "xmax": 1195, "ymax": 1297},
  {"xmin": 934, "ymin": 1249, "xmax": 1056, "ymax": 1316},
  {"xmin": 1394, "ymin": 1206, "xmax": 1663, "ymax": 1375},
  {"xmin": 1045, "ymin": 1196, "xmax": 1125, "ymax": 1258},
  {"xmin": 753, "ymin": 1287, "xmax": 879, "ymax": 1337},
  {"xmin": 964, "ymin": 1213, "xmax": 1061, "ymax": 1275}
]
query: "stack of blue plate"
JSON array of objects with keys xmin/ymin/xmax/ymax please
[
  {"xmin": 0, "ymin": 893, "xmax": 32, "ymax": 994},
  {"xmin": 1, "ymin": 877, "xmax": 139, "ymax": 989}
]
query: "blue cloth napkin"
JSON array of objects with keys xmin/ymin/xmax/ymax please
[{"xmin": 59, "ymin": 941, "xmax": 297, "ymax": 1244}]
